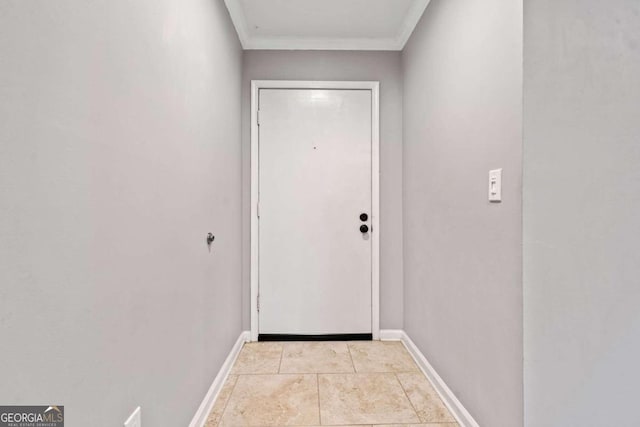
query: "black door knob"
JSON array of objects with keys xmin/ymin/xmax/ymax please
[
  {"xmin": 360, "ymin": 213, "xmax": 368, "ymax": 222},
  {"xmin": 360, "ymin": 224, "xmax": 369, "ymax": 233}
]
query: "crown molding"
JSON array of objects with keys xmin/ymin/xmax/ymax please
[
  {"xmin": 396, "ymin": 0, "xmax": 431, "ymax": 49},
  {"xmin": 223, "ymin": 0, "xmax": 250, "ymax": 47},
  {"xmin": 244, "ymin": 36, "xmax": 403, "ymax": 51},
  {"xmin": 223, "ymin": 0, "xmax": 431, "ymax": 51}
]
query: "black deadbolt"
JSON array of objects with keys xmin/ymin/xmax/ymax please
[
  {"xmin": 360, "ymin": 224, "xmax": 369, "ymax": 233},
  {"xmin": 360, "ymin": 213, "xmax": 368, "ymax": 222}
]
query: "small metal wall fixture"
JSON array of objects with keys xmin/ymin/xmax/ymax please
[{"xmin": 206, "ymin": 233, "xmax": 215, "ymax": 247}]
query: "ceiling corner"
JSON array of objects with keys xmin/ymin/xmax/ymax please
[
  {"xmin": 223, "ymin": 0, "xmax": 431, "ymax": 51},
  {"xmin": 224, "ymin": 0, "xmax": 250, "ymax": 48},
  {"xmin": 395, "ymin": 0, "xmax": 431, "ymax": 50}
]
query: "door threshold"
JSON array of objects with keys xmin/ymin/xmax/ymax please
[{"xmin": 258, "ymin": 333, "xmax": 373, "ymax": 342}]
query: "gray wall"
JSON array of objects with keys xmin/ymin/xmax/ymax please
[
  {"xmin": 241, "ymin": 51, "xmax": 404, "ymax": 330},
  {"xmin": 402, "ymin": 0, "xmax": 523, "ymax": 426},
  {"xmin": 524, "ymin": 1, "xmax": 640, "ymax": 425},
  {"xmin": 0, "ymin": 1, "xmax": 242, "ymax": 426}
]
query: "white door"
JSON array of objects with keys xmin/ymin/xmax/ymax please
[{"xmin": 258, "ymin": 88, "xmax": 373, "ymax": 337}]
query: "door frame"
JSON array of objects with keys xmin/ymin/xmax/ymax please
[{"xmin": 250, "ymin": 80, "xmax": 380, "ymax": 342}]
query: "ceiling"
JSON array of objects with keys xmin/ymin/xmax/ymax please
[{"xmin": 223, "ymin": 0, "xmax": 431, "ymax": 51}]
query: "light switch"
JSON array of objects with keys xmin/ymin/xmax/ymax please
[{"xmin": 489, "ymin": 169, "xmax": 502, "ymax": 202}]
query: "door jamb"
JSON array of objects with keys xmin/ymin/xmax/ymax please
[{"xmin": 250, "ymin": 80, "xmax": 380, "ymax": 342}]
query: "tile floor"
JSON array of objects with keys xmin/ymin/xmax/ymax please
[{"xmin": 205, "ymin": 340, "xmax": 458, "ymax": 427}]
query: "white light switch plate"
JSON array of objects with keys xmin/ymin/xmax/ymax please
[
  {"xmin": 124, "ymin": 407, "xmax": 141, "ymax": 427},
  {"xmin": 489, "ymin": 169, "xmax": 502, "ymax": 202}
]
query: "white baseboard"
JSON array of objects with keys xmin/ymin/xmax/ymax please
[
  {"xmin": 379, "ymin": 329, "xmax": 405, "ymax": 341},
  {"xmin": 189, "ymin": 331, "xmax": 249, "ymax": 427},
  {"xmin": 380, "ymin": 329, "xmax": 480, "ymax": 427}
]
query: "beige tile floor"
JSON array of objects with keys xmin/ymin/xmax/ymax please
[{"xmin": 205, "ymin": 341, "xmax": 458, "ymax": 427}]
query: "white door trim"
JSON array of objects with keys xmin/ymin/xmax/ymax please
[{"xmin": 250, "ymin": 80, "xmax": 380, "ymax": 342}]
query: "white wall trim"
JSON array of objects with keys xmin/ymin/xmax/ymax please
[
  {"xmin": 251, "ymin": 80, "xmax": 380, "ymax": 342},
  {"xmin": 379, "ymin": 329, "xmax": 405, "ymax": 341},
  {"xmin": 223, "ymin": 0, "xmax": 431, "ymax": 51},
  {"xmin": 188, "ymin": 331, "xmax": 249, "ymax": 427},
  {"xmin": 222, "ymin": 0, "xmax": 250, "ymax": 47},
  {"xmin": 243, "ymin": 36, "xmax": 402, "ymax": 51},
  {"xmin": 380, "ymin": 330, "xmax": 480, "ymax": 427},
  {"xmin": 395, "ymin": 0, "xmax": 432, "ymax": 49}
]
